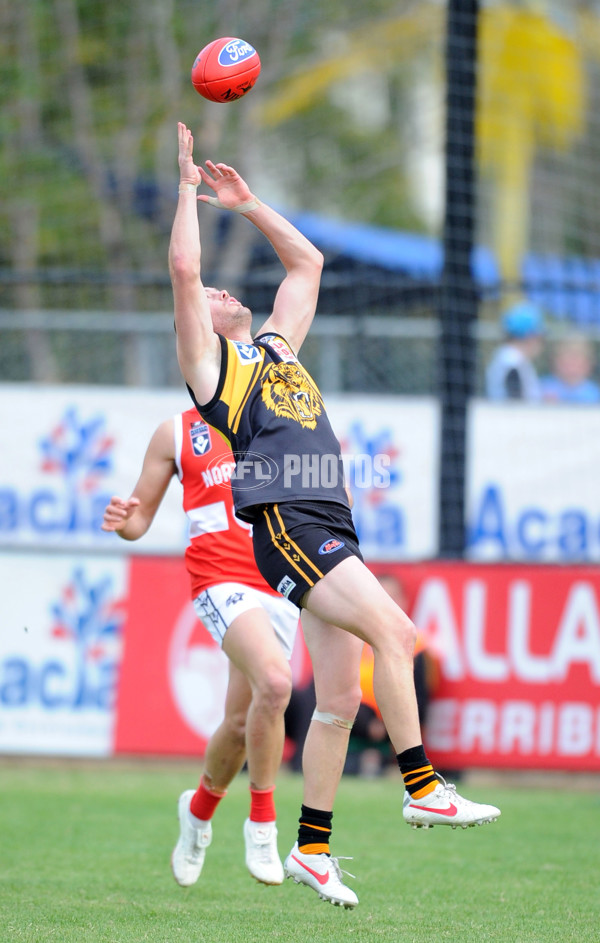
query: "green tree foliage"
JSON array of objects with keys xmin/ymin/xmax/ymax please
[{"xmin": 0, "ymin": 0, "xmax": 443, "ymax": 308}]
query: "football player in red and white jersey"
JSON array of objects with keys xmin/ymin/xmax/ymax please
[{"xmin": 102, "ymin": 407, "xmax": 299, "ymax": 888}]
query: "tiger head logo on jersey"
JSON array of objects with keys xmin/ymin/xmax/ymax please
[{"xmin": 262, "ymin": 362, "xmax": 323, "ymax": 429}]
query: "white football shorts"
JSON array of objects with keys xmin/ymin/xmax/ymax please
[{"xmin": 193, "ymin": 582, "xmax": 299, "ymax": 660}]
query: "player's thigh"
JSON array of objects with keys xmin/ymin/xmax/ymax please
[
  {"xmin": 222, "ymin": 606, "xmax": 292, "ymax": 693},
  {"xmin": 194, "ymin": 582, "xmax": 294, "ymax": 684},
  {"xmin": 304, "ymin": 555, "xmax": 414, "ymax": 649},
  {"xmin": 259, "ymin": 593, "xmax": 300, "ymax": 661}
]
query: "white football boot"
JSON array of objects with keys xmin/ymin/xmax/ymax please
[
  {"xmin": 284, "ymin": 842, "xmax": 358, "ymax": 909},
  {"xmin": 171, "ymin": 789, "xmax": 213, "ymax": 886},
  {"xmin": 403, "ymin": 778, "xmax": 501, "ymax": 829},
  {"xmin": 243, "ymin": 818, "xmax": 284, "ymax": 885}
]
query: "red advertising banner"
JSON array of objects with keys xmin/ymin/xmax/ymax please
[
  {"xmin": 113, "ymin": 556, "xmax": 218, "ymax": 755},
  {"xmin": 114, "ymin": 556, "xmax": 310, "ymax": 757},
  {"xmin": 115, "ymin": 557, "xmax": 600, "ymax": 770},
  {"xmin": 369, "ymin": 562, "xmax": 600, "ymax": 772}
]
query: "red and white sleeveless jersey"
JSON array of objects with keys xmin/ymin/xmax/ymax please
[{"xmin": 174, "ymin": 409, "xmax": 277, "ymax": 599}]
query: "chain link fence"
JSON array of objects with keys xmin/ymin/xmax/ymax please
[{"xmin": 4, "ymin": 302, "xmax": 598, "ymax": 395}]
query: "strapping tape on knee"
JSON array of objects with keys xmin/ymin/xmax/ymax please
[{"xmin": 311, "ymin": 709, "xmax": 353, "ymax": 730}]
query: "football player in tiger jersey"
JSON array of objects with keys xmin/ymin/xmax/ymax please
[
  {"xmin": 102, "ymin": 408, "xmax": 299, "ymax": 889},
  {"xmin": 165, "ymin": 121, "xmax": 501, "ymax": 908}
]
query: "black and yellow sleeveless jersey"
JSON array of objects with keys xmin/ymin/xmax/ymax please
[{"xmin": 188, "ymin": 331, "xmax": 349, "ymax": 520}]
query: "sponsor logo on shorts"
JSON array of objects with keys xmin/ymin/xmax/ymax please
[
  {"xmin": 277, "ymin": 575, "xmax": 296, "ymax": 598},
  {"xmin": 318, "ymin": 538, "xmax": 345, "ymax": 555},
  {"xmin": 226, "ymin": 592, "xmax": 245, "ymax": 606}
]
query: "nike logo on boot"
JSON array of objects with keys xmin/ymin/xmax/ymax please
[{"xmin": 291, "ymin": 855, "xmax": 330, "ymax": 885}]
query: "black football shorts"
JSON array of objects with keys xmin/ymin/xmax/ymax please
[{"xmin": 249, "ymin": 499, "xmax": 363, "ymax": 608}]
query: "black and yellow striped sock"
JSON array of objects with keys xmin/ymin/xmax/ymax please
[
  {"xmin": 397, "ymin": 744, "xmax": 438, "ymax": 799},
  {"xmin": 297, "ymin": 804, "xmax": 332, "ymax": 856}
]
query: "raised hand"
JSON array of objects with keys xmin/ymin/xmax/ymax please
[
  {"xmin": 197, "ymin": 160, "xmax": 255, "ymax": 210},
  {"xmin": 177, "ymin": 122, "xmax": 202, "ymax": 188}
]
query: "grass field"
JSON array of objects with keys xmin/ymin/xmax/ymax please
[{"xmin": 1, "ymin": 761, "xmax": 598, "ymax": 943}]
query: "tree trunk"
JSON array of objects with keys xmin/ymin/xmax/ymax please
[{"xmin": 11, "ymin": 0, "xmax": 58, "ymax": 381}]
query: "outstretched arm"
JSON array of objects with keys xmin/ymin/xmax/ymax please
[
  {"xmin": 169, "ymin": 123, "xmax": 222, "ymax": 406},
  {"xmin": 198, "ymin": 161, "xmax": 324, "ymax": 354},
  {"xmin": 101, "ymin": 419, "xmax": 177, "ymax": 541}
]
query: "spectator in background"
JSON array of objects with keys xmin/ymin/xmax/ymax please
[
  {"xmin": 486, "ymin": 300, "xmax": 544, "ymax": 401},
  {"xmin": 540, "ymin": 334, "xmax": 600, "ymax": 404}
]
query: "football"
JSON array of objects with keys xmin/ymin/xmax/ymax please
[{"xmin": 191, "ymin": 37, "xmax": 261, "ymax": 103}]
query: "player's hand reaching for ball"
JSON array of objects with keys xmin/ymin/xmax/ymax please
[
  {"xmin": 176, "ymin": 123, "xmax": 257, "ymax": 212},
  {"xmin": 197, "ymin": 160, "xmax": 256, "ymax": 211},
  {"xmin": 177, "ymin": 122, "xmax": 203, "ymax": 188},
  {"xmin": 101, "ymin": 496, "xmax": 141, "ymax": 532}
]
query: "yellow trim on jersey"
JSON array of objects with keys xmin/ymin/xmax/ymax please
[
  {"xmin": 231, "ymin": 361, "xmax": 262, "ymax": 434},
  {"xmin": 220, "ymin": 340, "xmax": 265, "ymax": 435},
  {"xmin": 214, "ymin": 425, "xmax": 233, "ymax": 447},
  {"xmin": 272, "ymin": 504, "xmax": 325, "ymax": 580}
]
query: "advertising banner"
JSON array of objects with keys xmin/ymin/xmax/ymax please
[
  {"xmin": 0, "ymin": 552, "xmax": 127, "ymax": 756},
  {"xmin": 114, "ymin": 558, "xmax": 600, "ymax": 769},
  {"xmin": 370, "ymin": 561, "xmax": 600, "ymax": 771},
  {"xmin": 114, "ymin": 556, "xmax": 309, "ymax": 756},
  {"xmin": 329, "ymin": 396, "xmax": 440, "ymax": 560},
  {"xmin": 0, "ymin": 385, "xmax": 188, "ymax": 553},
  {"xmin": 113, "ymin": 555, "xmax": 229, "ymax": 756},
  {"xmin": 0, "ymin": 385, "xmax": 440, "ymax": 561},
  {"xmin": 0, "ymin": 551, "xmax": 308, "ymax": 758},
  {"xmin": 2, "ymin": 552, "xmax": 598, "ymax": 769},
  {"xmin": 3, "ymin": 384, "xmax": 600, "ymax": 563},
  {"xmin": 466, "ymin": 401, "xmax": 600, "ymax": 562}
]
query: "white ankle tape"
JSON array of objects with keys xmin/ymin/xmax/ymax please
[{"xmin": 311, "ymin": 709, "xmax": 353, "ymax": 730}]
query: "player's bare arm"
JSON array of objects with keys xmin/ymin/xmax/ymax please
[
  {"xmin": 101, "ymin": 419, "xmax": 176, "ymax": 540},
  {"xmin": 251, "ymin": 205, "xmax": 324, "ymax": 355},
  {"xmin": 197, "ymin": 154, "xmax": 324, "ymax": 355},
  {"xmin": 170, "ymin": 123, "xmax": 222, "ymax": 405}
]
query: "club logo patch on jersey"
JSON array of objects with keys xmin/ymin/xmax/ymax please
[
  {"xmin": 262, "ymin": 362, "xmax": 323, "ymax": 429},
  {"xmin": 190, "ymin": 420, "xmax": 212, "ymax": 456},
  {"xmin": 277, "ymin": 575, "xmax": 296, "ymax": 598},
  {"xmin": 261, "ymin": 334, "xmax": 297, "ymax": 363},
  {"xmin": 318, "ymin": 538, "xmax": 345, "ymax": 555},
  {"xmin": 232, "ymin": 340, "xmax": 262, "ymax": 365}
]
